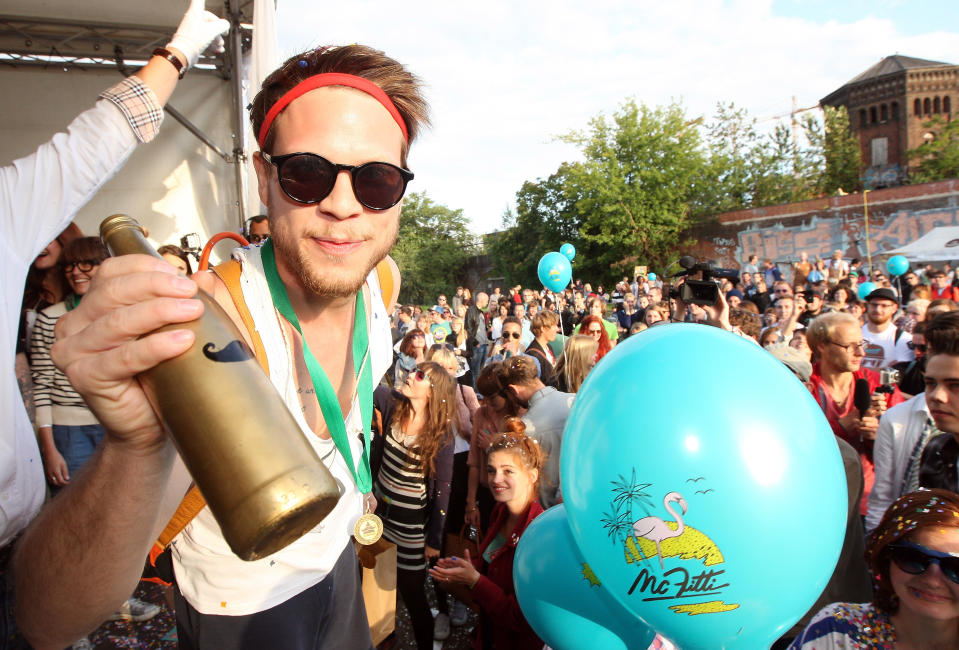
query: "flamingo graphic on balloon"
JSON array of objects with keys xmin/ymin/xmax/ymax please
[{"xmin": 632, "ymin": 491, "xmax": 688, "ymax": 568}]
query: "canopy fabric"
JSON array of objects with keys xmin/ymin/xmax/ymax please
[{"xmin": 885, "ymin": 226, "xmax": 959, "ymax": 262}]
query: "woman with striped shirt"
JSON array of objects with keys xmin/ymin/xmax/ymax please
[{"xmin": 371, "ymin": 360, "xmax": 456, "ymax": 650}]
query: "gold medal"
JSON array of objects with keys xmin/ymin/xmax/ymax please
[{"xmin": 354, "ymin": 512, "xmax": 383, "ymax": 545}]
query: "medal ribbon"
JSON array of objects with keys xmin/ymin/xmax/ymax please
[{"xmin": 260, "ymin": 240, "xmax": 373, "ymax": 493}]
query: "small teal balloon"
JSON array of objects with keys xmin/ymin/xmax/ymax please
[
  {"xmin": 560, "ymin": 243, "xmax": 576, "ymax": 261},
  {"xmin": 647, "ymin": 272, "xmax": 657, "ymax": 282},
  {"xmin": 561, "ymin": 325, "xmax": 846, "ymax": 648},
  {"xmin": 858, "ymin": 281, "xmax": 878, "ymax": 300},
  {"xmin": 538, "ymin": 252, "xmax": 572, "ymax": 293},
  {"xmin": 514, "ymin": 505, "xmax": 655, "ymax": 650},
  {"xmin": 886, "ymin": 255, "xmax": 909, "ymax": 276}
]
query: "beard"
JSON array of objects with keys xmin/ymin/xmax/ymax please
[{"xmin": 271, "ymin": 219, "xmax": 399, "ymax": 299}]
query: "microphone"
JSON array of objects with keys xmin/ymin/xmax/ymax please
[{"xmin": 854, "ymin": 378, "xmax": 872, "ymax": 418}]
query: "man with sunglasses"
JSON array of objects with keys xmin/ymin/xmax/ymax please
[
  {"xmin": 245, "ymin": 214, "xmax": 270, "ymax": 244},
  {"xmin": 16, "ymin": 44, "xmax": 428, "ymax": 649}
]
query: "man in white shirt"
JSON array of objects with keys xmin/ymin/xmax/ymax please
[
  {"xmin": 861, "ymin": 288, "xmax": 913, "ymax": 370},
  {"xmin": 15, "ymin": 43, "xmax": 427, "ymax": 650}
]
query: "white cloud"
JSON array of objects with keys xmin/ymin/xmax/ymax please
[{"xmin": 275, "ymin": 0, "xmax": 959, "ymax": 234}]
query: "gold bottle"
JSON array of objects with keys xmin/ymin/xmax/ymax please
[{"xmin": 100, "ymin": 214, "xmax": 341, "ymax": 561}]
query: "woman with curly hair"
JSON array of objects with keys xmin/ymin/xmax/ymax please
[
  {"xmin": 371, "ymin": 361, "xmax": 457, "ymax": 649},
  {"xmin": 791, "ymin": 489, "xmax": 959, "ymax": 648}
]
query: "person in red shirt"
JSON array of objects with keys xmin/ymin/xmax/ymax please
[
  {"xmin": 929, "ymin": 269, "xmax": 959, "ymax": 301},
  {"xmin": 430, "ymin": 418, "xmax": 545, "ymax": 650},
  {"xmin": 807, "ymin": 311, "xmax": 904, "ymax": 516}
]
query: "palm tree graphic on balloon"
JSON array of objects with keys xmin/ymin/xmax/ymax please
[{"xmin": 601, "ymin": 471, "xmax": 723, "ymax": 569}]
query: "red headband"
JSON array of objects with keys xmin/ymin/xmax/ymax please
[{"xmin": 257, "ymin": 72, "xmax": 408, "ymax": 148}]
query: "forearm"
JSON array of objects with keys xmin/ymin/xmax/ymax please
[
  {"xmin": 133, "ymin": 48, "xmax": 186, "ymax": 108},
  {"xmin": 15, "ymin": 437, "xmax": 175, "ymax": 649}
]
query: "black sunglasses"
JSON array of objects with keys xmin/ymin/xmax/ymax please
[
  {"xmin": 248, "ymin": 234, "xmax": 269, "ymax": 244},
  {"xmin": 889, "ymin": 541, "xmax": 959, "ymax": 584},
  {"xmin": 504, "ymin": 331, "xmax": 522, "ymax": 339},
  {"xmin": 907, "ymin": 341, "xmax": 927, "ymax": 352},
  {"xmin": 262, "ymin": 152, "xmax": 413, "ymax": 210},
  {"xmin": 63, "ymin": 259, "xmax": 100, "ymax": 273}
]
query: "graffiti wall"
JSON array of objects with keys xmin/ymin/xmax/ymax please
[{"xmin": 687, "ymin": 180, "xmax": 959, "ymax": 269}]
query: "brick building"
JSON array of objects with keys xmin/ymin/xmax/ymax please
[{"xmin": 821, "ymin": 55, "xmax": 958, "ymax": 189}]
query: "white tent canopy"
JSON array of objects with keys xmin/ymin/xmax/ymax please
[
  {"xmin": 885, "ymin": 226, "xmax": 959, "ymax": 263},
  {"xmin": 0, "ymin": 0, "xmax": 276, "ymax": 263}
]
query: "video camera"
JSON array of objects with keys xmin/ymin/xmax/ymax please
[{"xmin": 668, "ymin": 256, "xmax": 740, "ymax": 307}]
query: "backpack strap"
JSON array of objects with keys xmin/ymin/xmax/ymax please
[
  {"xmin": 148, "ymin": 255, "xmax": 400, "ymax": 566},
  {"xmin": 894, "ymin": 326, "xmax": 903, "ymax": 345}
]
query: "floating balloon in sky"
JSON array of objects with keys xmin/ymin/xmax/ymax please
[
  {"xmin": 560, "ymin": 243, "xmax": 576, "ymax": 261},
  {"xmin": 538, "ymin": 252, "xmax": 573, "ymax": 293}
]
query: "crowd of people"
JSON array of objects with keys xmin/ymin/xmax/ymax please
[{"xmin": 4, "ymin": 2, "xmax": 959, "ymax": 648}]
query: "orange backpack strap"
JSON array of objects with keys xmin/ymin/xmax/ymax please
[
  {"xmin": 376, "ymin": 255, "xmax": 400, "ymax": 312},
  {"xmin": 148, "ymin": 259, "xmax": 272, "ymax": 566}
]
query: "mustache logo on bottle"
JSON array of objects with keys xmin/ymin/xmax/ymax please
[{"xmin": 202, "ymin": 340, "xmax": 252, "ymax": 363}]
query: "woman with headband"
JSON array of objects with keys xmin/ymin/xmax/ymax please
[
  {"xmin": 790, "ymin": 489, "xmax": 959, "ymax": 648},
  {"xmin": 430, "ymin": 418, "xmax": 545, "ymax": 649}
]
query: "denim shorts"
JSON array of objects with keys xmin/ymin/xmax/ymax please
[{"xmin": 52, "ymin": 424, "xmax": 105, "ymax": 475}]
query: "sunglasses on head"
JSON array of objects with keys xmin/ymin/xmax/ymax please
[
  {"xmin": 63, "ymin": 259, "xmax": 100, "ymax": 273},
  {"xmin": 262, "ymin": 151, "xmax": 413, "ymax": 210},
  {"xmin": 889, "ymin": 541, "xmax": 959, "ymax": 584}
]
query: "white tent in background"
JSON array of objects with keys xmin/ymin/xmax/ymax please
[{"xmin": 884, "ymin": 226, "xmax": 959, "ymax": 263}]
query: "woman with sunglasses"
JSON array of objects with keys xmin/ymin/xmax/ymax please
[
  {"xmin": 430, "ymin": 418, "xmax": 546, "ymax": 650},
  {"xmin": 577, "ymin": 314, "xmax": 613, "ymax": 362},
  {"xmin": 554, "ymin": 334, "xmax": 599, "ymax": 393},
  {"xmin": 394, "ymin": 329, "xmax": 427, "ymax": 387},
  {"xmin": 29, "ymin": 237, "xmax": 109, "ymax": 492},
  {"xmin": 791, "ymin": 489, "xmax": 959, "ymax": 649},
  {"xmin": 371, "ymin": 361, "xmax": 457, "ymax": 649}
]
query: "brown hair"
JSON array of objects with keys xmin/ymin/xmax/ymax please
[
  {"xmin": 398, "ymin": 329, "xmax": 426, "ymax": 357},
  {"xmin": 502, "ymin": 355, "xmax": 540, "ymax": 387},
  {"xmin": 250, "ymin": 45, "xmax": 430, "ymax": 163},
  {"xmin": 487, "ymin": 418, "xmax": 546, "ymax": 493},
  {"xmin": 925, "ymin": 310, "xmax": 959, "ymax": 357},
  {"xmin": 23, "ymin": 222, "xmax": 83, "ymax": 308},
  {"xmin": 62, "ymin": 236, "xmax": 108, "ymax": 266},
  {"xmin": 157, "ymin": 244, "xmax": 194, "ymax": 276},
  {"xmin": 865, "ymin": 489, "xmax": 959, "ymax": 613},
  {"xmin": 530, "ymin": 309, "xmax": 559, "ymax": 337},
  {"xmin": 392, "ymin": 361, "xmax": 456, "ymax": 475}
]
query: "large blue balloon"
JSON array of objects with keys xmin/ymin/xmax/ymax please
[
  {"xmin": 538, "ymin": 252, "xmax": 573, "ymax": 293},
  {"xmin": 561, "ymin": 324, "xmax": 846, "ymax": 648},
  {"xmin": 857, "ymin": 281, "xmax": 878, "ymax": 300},
  {"xmin": 886, "ymin": 255, "xmax": 909, "ymax": 276},
  {"xmin": 514, "ymin": 505, "xmax": 655, "ymax": 650},
  {"xmin": 560, "ymin": 243, "xmax": 576, "ymax": 261}
]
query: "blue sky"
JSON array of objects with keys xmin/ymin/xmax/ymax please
[{"xmin": 274, "ymin": 0, "xmax": 959, "ymax": 235}]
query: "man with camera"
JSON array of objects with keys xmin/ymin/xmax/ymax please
[{"xmin": 15, "ymin": 43, "xmax": 427, "ymax": 649}]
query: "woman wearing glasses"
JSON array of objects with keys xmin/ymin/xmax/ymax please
[
  {"xmin": 29, "ymin": 237, "xmax": 109, "ymax": 491},
  {"xmin": 371, "ymin": 361, "xmax": 457, "ymax": 650},
  {"xmin": 578, "ymin": 314, "xmax": 613, "ymax": 362},
  {"xmin": 791, "ymin": 489, "xmax": 959, "ymax": 649},
  {"xmin": 430, "ymin": 418, "xmax": 546, "ymax": 650}
]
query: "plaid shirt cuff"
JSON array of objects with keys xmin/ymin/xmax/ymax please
[{"xmin": 99, "ymin": 76, "xmax": 163, "ymax": 143}]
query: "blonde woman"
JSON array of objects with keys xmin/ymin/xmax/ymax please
[{"xmin": 553, "ymin": 334, "xmax": 599, "ymax": 393}]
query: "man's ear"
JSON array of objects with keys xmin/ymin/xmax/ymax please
[{"xmin": 252, "ymin": 151, "xmax": 271, "ymax": 207}]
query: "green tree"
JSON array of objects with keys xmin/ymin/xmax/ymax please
[
  {"xmin": 801, "ymin": 106, "xmax": 862, "ymax": 194},
  {"xmin": 486, "ymin": 163, "xmax": 583, "ymax": 288},
  {"xmin": 560, "ymin": 99, "xmax": 706, "ymax": 280},
  {"xmin": 391, "ymin": 192, "xmax": 477, "ymax": 305},
  {"xmin": 908, "ymin": 116, "xmax": 959, "ymax": 183}
]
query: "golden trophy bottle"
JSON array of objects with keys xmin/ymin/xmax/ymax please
[{"xmin": 100, "ymin": 214, "xmax": 341, "ymax": 561}]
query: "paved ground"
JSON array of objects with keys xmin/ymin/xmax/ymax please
[{"xmin": 80, "ymin": 578, "xmax": 477, "ymax": 649}]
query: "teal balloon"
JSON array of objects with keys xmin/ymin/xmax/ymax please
[
  {"xmin": 857, "ymin": 281, "xmax": 878, "ymax": 300},
  {"xmin": 561, "ymin": 324, "xmax": 846, "ymax": 648},
  {"xmin": 560, "ymin": 243, "xmax": 576, "ymax": 261},
  {"xmin": 538, "ymin": 252, "xmax": 572, "ymax": 293},
  {"xmin": 647, "ymin": 272, "xmax": 657, "ymax": 282},
  {"xmin": 886, "ymin": 255, "xmax": 909, "ymax": 276},
  {"xmin": 514, "ymin": 505, "xmax": 655, "ymax": 650}
]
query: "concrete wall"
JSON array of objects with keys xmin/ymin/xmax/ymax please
[{"xmin": 686, "ymin": 179, "xmax": 959, "ymax": 269}]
